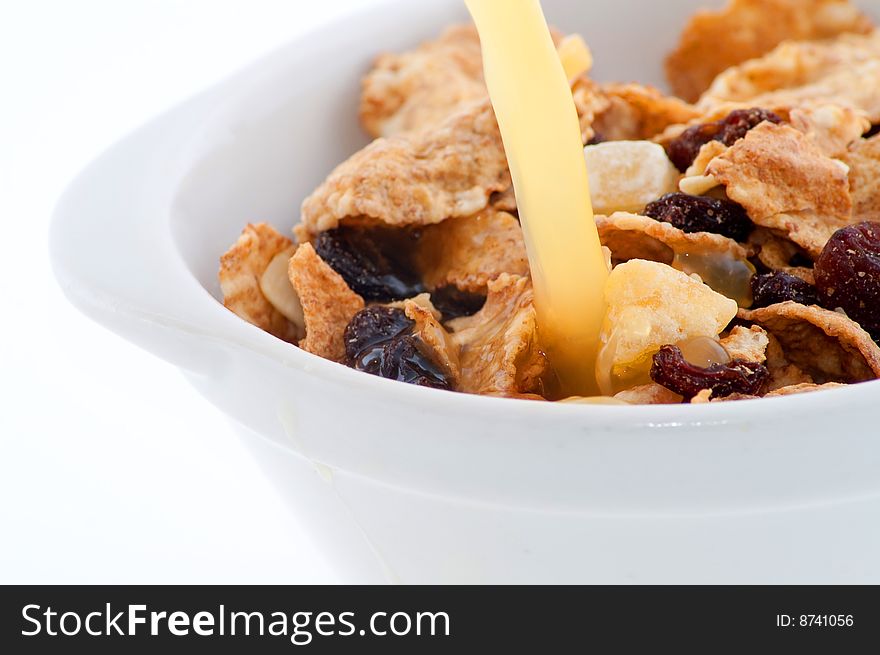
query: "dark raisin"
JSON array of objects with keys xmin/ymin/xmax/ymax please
[
  {"xmin": 644, "ymin": 192, "xmax": 752, "ymax": 241},
  {"xmin": 314, "ymin": 227, "xmax": 425, "ymax": 302},
  {"xmin": 788, "ymin": 251, "xmax": 814, "ymax": 268},
  {"xmin": 343, "ymin": 306, "xmax": 413, "ymax": 369},
  {"xmin": 343, "ymin": 306, "xmax": 451, "ymax": 389},
  {"xmin": 378, "ymin": 335, "xmax": 450, "ymax": 388},
  {"xmin": 815, "ymin": 221, "xmax": 880, "ymax": 340},
  {"xmin": 865, "ymin": 123, "xmax": 880, "ymax": 139},
  {"xmin": 650, "ymin": 345, "xmax": 769, "ymax": 399},
  {"xmin": 666, "ymin": 108, "xmax": 783, "ymax": 172},
  {"xmin": 430, "ymin": 285, "xmax": 487, "ymax": 321},
  {"xmin": 586, "ymin": 132, "xmax": 605, "ymax": 145},
  {"xmin": 750, "ymin": 272, "xmax": 818, "ymax": 308}
]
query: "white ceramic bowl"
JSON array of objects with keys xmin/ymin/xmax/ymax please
[{"xmin": 51, "ymin": 0, "xmax": 880, "ymax": 583}]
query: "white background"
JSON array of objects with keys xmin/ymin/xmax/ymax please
[{"xmin": 0, "ymin": 0, "xmax": 380, "ymax": 584}]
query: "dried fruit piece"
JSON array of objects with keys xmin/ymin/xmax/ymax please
[
  {"xmin": 378, "ymin": 337, "xmax": 452, "ymax": 388},
  {"xmin": 584, "ymin": 141, "xmax": 679, "ymax": 214},
  {"xmin": 344, "ymin": 306, "xmax": 413, "ymax": 365},
  {"xmin": 557, "ymin": 34, "xmax": 592, "ymax": 80},
  {"xmin": 314, "ymin": 227, "xmax": 425, "ymax": 302},
  {"xmin": 597, "ymin": 260, "xmax": 738, "ymax": 394},
  {"xmin": 815, "ymin": 221, "xmax": 880, "ymax": 339},
  {"xmin": 751, "ymin": 272, "xmax": 818, "ymax": 308},
  {"xmin": 430, "ymin": 286, "xmax": 486, "ymax": 321},
  {"xmin": 666, "ymin": 108, "xmax": 783, "ymax": 172},
  {"xmin": 644, "ymin": 192, "xmax": 752, "ymax": 241},
  {"xmin": 650, "ymin": 345, "xmax": 769, "ymax": 399},
  {"xmin": 343, "ymin": 306, "xmax": 451, "ymax": 390}
]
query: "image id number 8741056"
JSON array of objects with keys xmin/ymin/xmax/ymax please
[{"xmin": 776, "ymin": 615, "xmax": 854, "ymax": 628}]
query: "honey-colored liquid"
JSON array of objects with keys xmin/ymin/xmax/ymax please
[
  {"xmin": 466, "ymin": 0, "xmax": 608, "ymax": 396},
  {"xmin": 672, "ymin": 250, "xmax": 755, "ymax": 308}
]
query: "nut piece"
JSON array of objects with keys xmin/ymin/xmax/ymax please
[
  {"xmin": 584, "ymin": 141, "xmax": 679, "ymax": 215},
  {"xmin": 219, "ymin": 223, "xmax": 301, "ymax": 344},
  {"xmin": 259, "ymin": 246, "xmax": 305, "ymax": 339}
]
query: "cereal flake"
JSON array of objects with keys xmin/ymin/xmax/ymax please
[
  {"xmin": 706, "ymin": 122, "xmax": 853, "ymax": 257},
  {"xmin": 739, "ymin": 301, "xmax": 880, "ymax": 383},
  {"xmin": 288, "ymin": 243, "xmax": 365, "ymax": 361},
  {"xmin": 415, "ymin": 209, "xmax": 529, "ymax": 292},
  {"xmin": 448, "ymin": 274, "xmax": 547, "ymax": 396}
]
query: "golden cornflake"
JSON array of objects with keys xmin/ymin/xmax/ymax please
[
  {"xmin": 666, "ymin": 0, "xmax": 872, "ymax": 102},
  {"xmin": 842, "ymin": 134, "xmax": 880, "ymax": 222},
  {"xmin": 706, "ymin": 122, "xmax": 853, "ymax": 257},
  {"xmin": 448, "ymin": 274, "xmax": 547, "ymax": 396},
  {"xmin": 739, "ymin": 302, "xmax": 880, "ymax": 383},
  {"xmin": 415, "ymin": 209, "xmax": 529, "ymax": 293},
  {"xmin": 287, "ymin": 243, "xmax": 365, "ymax": 361},
  {"xmin": 360, "ymin": 25, "xmax": 486, "ymax": 138}
]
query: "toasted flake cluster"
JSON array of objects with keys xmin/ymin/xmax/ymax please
[
  {"xmin": 698, "ymin": 32, "xmax": 880, "ymax": 120},
  {"xmin": 360, "ymin": 25, "xmax": 486, "ymax": 138},
  {"xmin": 665, "ymin": 0, "xmax": 872, "ymax": 102},
  {"xmin": 705, "ymin": 122, "xmax": 853, "ymax": 257},
  {"xmin": 414, "ymin": 210, "xmax": 529, "ymax": 293},
  {"xmin": 288, "ymin": 243, "xmax": 365, "ymax": 361}
]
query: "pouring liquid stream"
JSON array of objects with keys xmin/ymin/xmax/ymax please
[{"xmin": 465, "ymin": 0, "xmax": 608, "ymax": 396}]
